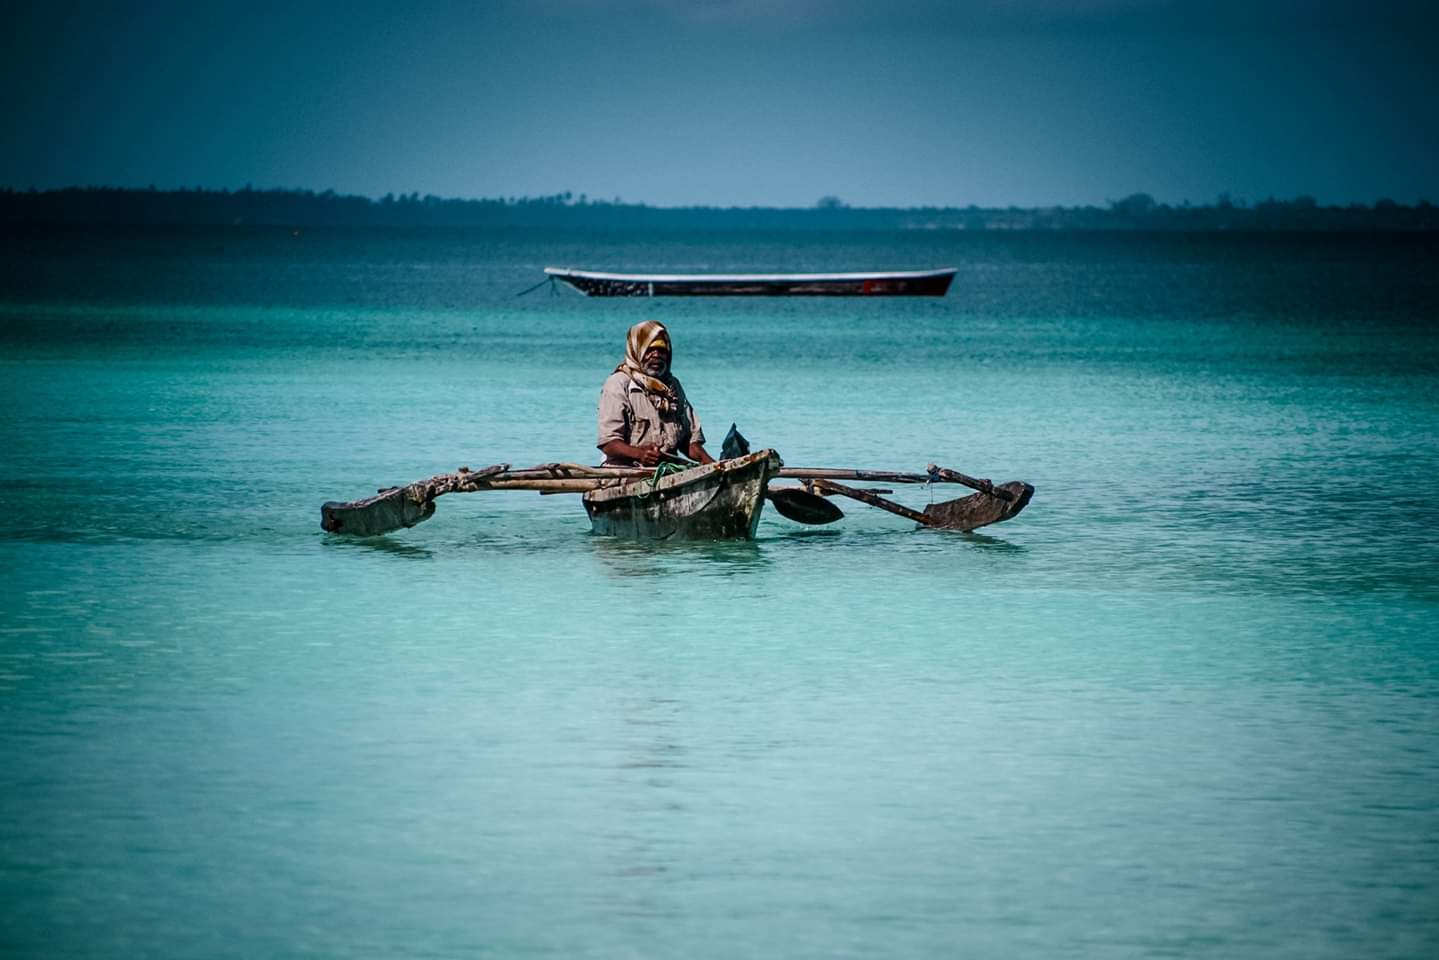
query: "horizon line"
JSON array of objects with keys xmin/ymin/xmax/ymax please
[{"xmin": 2, "ymin": 184, "xmax": 1435, "ymax": 211}]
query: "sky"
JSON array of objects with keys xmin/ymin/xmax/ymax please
[{"xmin": 3, "ymin": 0, "xmax": 1436, "ymax": 208}]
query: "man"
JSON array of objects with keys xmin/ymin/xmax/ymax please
[{"xmin": 598, "ymin": 320, "xmax": 715, "ymax": 467}]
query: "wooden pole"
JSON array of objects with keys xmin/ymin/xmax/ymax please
[
  {"xmin": 778, "ymin": 467, "xmax": 935, "ymax": 484},
  {"xmin": 465, "ymin": 478, "xmax": 610, "ymax": 493},
  {"xmin": 321, "ymin": 457, "xmax": 1025, "ymax": 535},
  {"xmin": 924, "ymin": 464, "xmax": 1016, "ymax": 502},
  {"xmin": 809, "ymin": 480, "xmax": 935, "ymax": 526}
]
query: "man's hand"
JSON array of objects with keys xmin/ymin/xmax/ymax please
[{"xmin": 599, "ymin": 439, "xmax": 679, "ymax": 467}]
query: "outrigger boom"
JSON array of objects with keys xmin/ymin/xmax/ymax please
[{"xmin": 319, "ymin": 453, "xmax": 1033, "ymax": 539}]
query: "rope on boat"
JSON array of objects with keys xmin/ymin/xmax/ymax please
[
  {"xmin": 645, "ymin": 460, "xmax": 689, "ymax": 496},
  {"xmin": 515, "ymin": 275, "xmax": 556, "ymax": 297},
  {"xmin": 653, "ymin": 457, "xmax": 690, "ymax": 489}
]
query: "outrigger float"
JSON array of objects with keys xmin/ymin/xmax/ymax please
[
  {"xmin": 320, "ymin": 449, "xmax": 1033, "ymax": 540},
  {"xmin": 542, "ymin": 267, "xmax": 957, "ymax": 297}
]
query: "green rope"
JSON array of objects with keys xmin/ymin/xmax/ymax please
[{"xmin": 646, "ymin": 460, "xmax": 689, "ymax": 495}]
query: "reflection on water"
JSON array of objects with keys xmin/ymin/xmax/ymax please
[
  {"xmin": 588, "ymin": 535, "xmax": 771, "ymax": 580},
  {"xmin": 951, "ymin": 530, "xmax": 1027, "ymax": 551},
  {"xmin": 603, "ymin": 695, "xmax": 689, "ymax": 915},
  {"xmin": 766, "ymin": 527, "xmax": 844, "ymax": 542},
  {"xmin": 320, "ymin": 533, "xmax": 435, "ymax": 559}
]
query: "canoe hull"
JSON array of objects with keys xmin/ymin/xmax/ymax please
[
  {"xmin": 583, "ymin": 450, "xmax": 781, "ymax": 540},
  {"xmin": 546, "ymin": 268, "xmax": 955, "ymax": 297}
]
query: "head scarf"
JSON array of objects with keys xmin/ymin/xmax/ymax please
[{"xmin": 615, "ymin": 320, "xmax": 677, "ymax": 412}]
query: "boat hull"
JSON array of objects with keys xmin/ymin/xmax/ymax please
[
  {"xmin": 583, "ymin": 450, "xmax": 781, "ymax": 540},
  {"xmin": 545, "ymin": 268, "xmax": 955, "ymax": 297}
]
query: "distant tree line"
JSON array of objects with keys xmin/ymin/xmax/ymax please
[{"xmin": 0, "ymin": 186, "xmax": 1434, "ymax": 231}]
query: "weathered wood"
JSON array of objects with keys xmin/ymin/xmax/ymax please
[
  {"xmin": 319, "ymin": 462, "xmax": 642, "ymax": 535},
  {"xmin": 537, "ymin": 482, "xmax": 841, "ymax": 525},
  {"xmin": 319, "ymin": 463, "xmax": 509, "ymax": 535},
  {"xmin": 467, "ymin": 463, "xmax": 643, "ymax": 482},
  {"xmin": 466, "ymin": 478, "xmax": 611, "ymax": 493},
  {"xmin": 583, "ymin": 450, "xmax": 780, "ymax": 539},
  {"xmin": 922, "ymin": 481, "xmax": 1034, "ymax": 532},
  {"xmin": 810, "ymin": 480, "xmax": 933, "ymax": 525},
  {"xmin": 321, "ymin": 456, "xmax": 1033, "ymax": 537},
  {"xmin": 779, "ymin": 467, "xmax": 936, "ymax": 484},
  {"xmin": 925, "ymin": 464, "xmax": 1016, "ymax": 503},
  {"xmin": 320, "ymin": 488, "xmax": 436, "ymax": 536},
  {"xmin": 814, "ymin": 478, "xmax": 1034, "ymax": 533}
]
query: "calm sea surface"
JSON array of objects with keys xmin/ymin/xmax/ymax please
[{"xmin": 2, "ymin": 227, "xmax": 1437, "ymax": 958}]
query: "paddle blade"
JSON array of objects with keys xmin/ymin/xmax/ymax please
[
  {"xmin": 767, "ymin": 486, "xmax": 844, "ymax": 525},
  {"xmin": 321, "ymin": 487, "xmax": 436, "ymax": 536},
  {"xmin": 921, "ymin": 481, "xmax": 1033, "ymax": 532}
]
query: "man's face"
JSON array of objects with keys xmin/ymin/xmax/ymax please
[{"xmin": 641, "ymin": 346, "xmax": 670, "ymax": 377}]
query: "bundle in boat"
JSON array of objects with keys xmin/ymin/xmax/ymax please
[{"xmin": 319, "ymin": 452, "xmax": 1033, "ymax": 539}]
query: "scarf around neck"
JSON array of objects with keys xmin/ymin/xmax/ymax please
[{"xmin": 615, "ymin": 320, "xmax": 678, "ymax": 412}]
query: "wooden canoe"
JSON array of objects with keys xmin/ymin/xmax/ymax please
[
  {"xmin": 583, "ymin": 449, "xmax": 781, "ymax": 540},
  {"xmin": 544, "ymin": 267, "xmax": 956, "ymax": 297}
]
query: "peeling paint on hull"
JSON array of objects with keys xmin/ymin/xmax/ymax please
[{"xmin": 583, "ymin": 450, "xmax": 781, "ymax": 540}]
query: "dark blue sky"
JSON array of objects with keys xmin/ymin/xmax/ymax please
[{"xmin": 5, "ymin": 0, "xmax": 1435, "ymax": 207}]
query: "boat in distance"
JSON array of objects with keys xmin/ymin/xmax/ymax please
[{"xmin": 543, "ymin": 266, "xmax": 957, "ymax": 297}]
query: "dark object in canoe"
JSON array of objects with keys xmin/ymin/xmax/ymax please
[
  {"xmin": 583, "ymin": 449, "xmax": 781, "ymax": 540},
  {"xmin": 720, "ymin": 422, "xmax": 751, "ymax": 460},
  {"xmin": 544, "ymin": 267, "xmax": 956, "ymax": 297},
  {"xmin": 715, "ymin": 425, "xmax": 840, "ymax": 524}
]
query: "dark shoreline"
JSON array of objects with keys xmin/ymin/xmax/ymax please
[{"xmin": 2, "ymin": 187, "xmax": 1435, "ymax": 232}]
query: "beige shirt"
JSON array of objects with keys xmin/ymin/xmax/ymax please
[{"xmin": 597, "ymin": 371, "xmax": 705, "ymax": 465}]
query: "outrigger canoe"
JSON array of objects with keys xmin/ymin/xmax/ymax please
[
  {"xmin": 584, "ymin": 450, "xmax": 780, "ymax": 540},
  {"xmin": 319, "ymin": 449, "xmax": 1033, "ymax": 540},
  {"xmin": 543, "ymin": 266, "xmax": 956, "ymax": 297}
]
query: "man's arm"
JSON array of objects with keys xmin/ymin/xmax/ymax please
[
  {"xmin": 600, "ymin": 439, "xmax": 708, "ymax": 466},
  {"xmin": 598, "ymin": 375, "xmax": 662, "ymax": 464},
  {"xmin": 681, "ymin": 391, "xmax": 712, "ymax": 463},
  {"xmin": 601, "ymin": 439, "xmax": 664, "ymax": 466}
]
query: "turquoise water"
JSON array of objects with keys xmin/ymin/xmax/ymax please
[{"xmin": 2, "ymin": 227, "xmax": 1437, "ymax": 957}]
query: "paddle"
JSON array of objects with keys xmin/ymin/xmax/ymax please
[
  {"xmin": 766, "ymin": 485, "xmax": 844, "ymax": 525},
  {"xmin": 659, "ymin": 448, "xmax": 841, "ymax": 525},
  {"xmin": 716, "ymin": 426, "xmax": 842, "ymax": 525}
]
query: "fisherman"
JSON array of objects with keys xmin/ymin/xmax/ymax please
[{"xmin": 598, "ymin": 320, "xmax": 714, "ymax": 467}]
